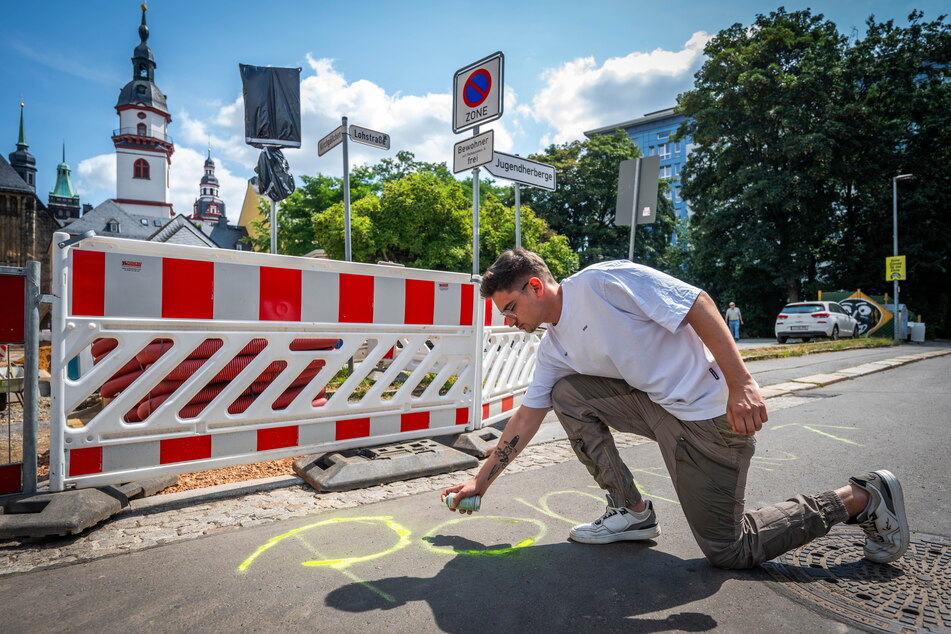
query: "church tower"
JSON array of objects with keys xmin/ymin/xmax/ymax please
[
  {"xmin": 48, "ymin": 145, "xmax": 81, "ymax": 221},
  {"xmin": 190, "ymin": 149, "xmax": 227, "ymax": 224},
  {"xmin": 8, "ymin": 102, "xmax": 36, "ymax": 192},
  {"xmin": 112, "ymin": 4, "xmax": 174, "ymax": 218}
]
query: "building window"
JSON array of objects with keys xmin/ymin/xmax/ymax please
[
  {"xmin": 658, "ymin": 144, "xmax": 671, "ymax": 159},
  {"xmin": 106, "ymin": 220, "xmax": 120, "ymax": 232},
  {"xmin": 137, "ymin": 123, "xmax": 147, "ymax": 136},
  {"xmin": 664, "ymin": 190, "xmax": 673, "ymax": 201},
  {"xmin": 656, "ymin": 131, "xmax": 669, "ymax": 141},
  {"xmin": 648, "ymin": 146, "xmax": 656, "ymax": 156},
  {"xmin": 140, "ymin": 218, "xmax": 148, "ymax": 225},
  {"xmin": 674, "ymin": 141, "xmax": 682, "ymax": 153},
  {"xmin": 153, "ymin": 219, "xmax": 162, "ymax": 227},
  {"xmin": 659, "ymin": 165, "xmax": 672, "ymax": 179},
  {"xmin": 134, "ymin": 158, "xmax": 150, "ymax": 180},
  {"xmin": 137, "ymin": 112, "xmax": 147, "ymax": 120}
]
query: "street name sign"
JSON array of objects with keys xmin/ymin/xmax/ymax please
[
  {"xmin": 349, "ymin": 125, "xmax": 390, "ymax": 150},
  {"xmin": 318, "ymin": 125, "xmax": 346, "ymax": 156},
  {"xmin": 886, "ymin": 255, "xmax": 906, "ymax": 281},
  {"xmin": 484, "ymin": 152, "xmax": 556, "ymax": 191},
  {"xmin": 453, "ymin": 129, "xmax": 494, "ymax": 173},
  {"xmin": 453, "ymin": 52, "xmax": 504, "ymax": 134}
]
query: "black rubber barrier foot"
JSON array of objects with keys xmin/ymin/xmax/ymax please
[
  {"xmin": 448, "ymin": 427, "xmax": 503, "ymax": 458},
  {"xmin": 0, "ymin": 474, "xmax": 177, "ymax": 540},
  {"xmin": 293, "ymin": 439, "xmax": 479, "ymax": 492}
]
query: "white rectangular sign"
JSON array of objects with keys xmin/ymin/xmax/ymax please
[
  {"xmin": 484, "ymin": 151, "xmax": 556, "ymax": 191},
  {"xmin": 317, "ymin": 125, "xmax": 346, "ymax": 156},
  {"xmin": 453, "ymin": 129, "xmax": 494, "ymax": 173},
  {"xmin": 453, "ymin": 52, "xmax": 504, "ymax": 134},
  {"xmin": 349, "ymin": 125, "xmax": 390, "ymax": 150}
]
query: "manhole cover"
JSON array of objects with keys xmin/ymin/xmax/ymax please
[{"xmin": 763, "ymin": 528, "xmax": 950, "ymax": 633}]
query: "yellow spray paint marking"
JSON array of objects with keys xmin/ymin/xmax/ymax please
[
  {"xmin": 421, "ymin": 516, "xmax": 547, "ymax": 556},
  {"xmin": 292, "ymin": 533, "xmax": 397, "ymax": 603},
  {"xmin": 515, "ymin": 490, "xmax": 604, "ymax": 524},
  {"xmin": 237, "ymin": 516, "xmax": 411, "ymax": 573},
  {"xmin": 771, "ymin": 423, "xmax": 863, "ymax": 446},
  {"xmin": 752, "ymin": 451, "xmax": 800, "ymax": 470}
]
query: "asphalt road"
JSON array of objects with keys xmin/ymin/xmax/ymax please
[{"xmin": 0, "ymin": 351, "xmax": 947, "ymax": 632}]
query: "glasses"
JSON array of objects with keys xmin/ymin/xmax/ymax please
[{"xmin": 500, "ymin": 281, "xmax": 531, "ymax": 320}]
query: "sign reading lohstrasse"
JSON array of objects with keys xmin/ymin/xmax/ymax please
[
  {"xmin": 484, "ymin": 151, "xmax": 556, "ymax": 191},
  {"xmin": 453, "ymin": 129, "xmax": 494, "ymax": 173},
  {"xmin": 349, "ymin": 125, "xmax": 390, "ymax": 150}
]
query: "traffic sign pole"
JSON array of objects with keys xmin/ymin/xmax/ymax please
[
  {"xmin": 342, "ymin": 116, "xmax": 352, "ymax": 263},
  {"xmin": 627, "ymin": 158, "xmax": 641, "ymax": 261},
  {"xmin": 472, "ymin": 126, "xmax": 481, "ymax": 277},
  {"xmin": 514, "ymin": 183, "xmax": 521, "ymax": 250}
]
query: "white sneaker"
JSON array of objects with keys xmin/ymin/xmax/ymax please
[
  {"xmin": 848, "ymin": 470, "xmax": 910, "ymax": 564},
  {"xmin": 569, "ymin": 496, "xmax": 661, "ymax": 544}
]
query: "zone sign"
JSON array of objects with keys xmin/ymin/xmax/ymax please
[{"xmin": 453, "ymin": 52, "xmax": 504, "ymax": 134}]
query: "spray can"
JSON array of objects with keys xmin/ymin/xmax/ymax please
[{"xmin": 446, "ymin": 492, "xmax": 481, "ymax": 512}]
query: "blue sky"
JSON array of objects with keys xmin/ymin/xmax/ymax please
[{"xmin": 1, "ymin": 0, "xmax": 942, "ymax": 217}]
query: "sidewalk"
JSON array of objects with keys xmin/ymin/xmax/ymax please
[{"xmin": 1, "ymin": 345, "xmax": 948, "ymax": 577}]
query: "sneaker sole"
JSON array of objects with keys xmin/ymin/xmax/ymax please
[
  {"xmin": 869, "ymin": 469, "xmax": 910, "ymax": 563},
  {"xmin": 568, "ymin": 525, "xmax": 661, "ymax": 544}
]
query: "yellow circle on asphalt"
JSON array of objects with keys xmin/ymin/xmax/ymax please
[{"xmin": 421, "ymin": 516, "xmax": 547, "ymax": 556}]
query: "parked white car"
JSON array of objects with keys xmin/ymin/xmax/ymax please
[{"xmin": 775, "ymin": 301, "xmax": 859, "ymax": 343}]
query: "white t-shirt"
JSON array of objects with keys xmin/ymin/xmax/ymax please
[{"xmin": 522, "ymin": 261, "xmax": 728, "ymax": 421}]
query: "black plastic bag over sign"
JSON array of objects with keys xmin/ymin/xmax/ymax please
[
  {"xmin": 255, "ymin": 147, "xmax": 296, "ymax": 202},
  {"xmin": 240, "ymin": 64, "xmax": 302, "ymax": 148}
]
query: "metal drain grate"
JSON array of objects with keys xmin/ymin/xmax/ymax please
[{"xmin": 763, "ymin": 528, "xmax": 951, "ymax": 633}]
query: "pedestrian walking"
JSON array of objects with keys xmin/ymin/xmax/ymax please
[
  {"xmin": 724, "ymin": 301, "xmax": 743, "ymax": 341},
  {"xmin": 443, "ymin": 249, "xmax": 909, "ymax": 569}
]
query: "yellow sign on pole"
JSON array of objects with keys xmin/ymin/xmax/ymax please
[{"xmin": 886, "ymin": 255, "xmax": 906, "ymax": 281}]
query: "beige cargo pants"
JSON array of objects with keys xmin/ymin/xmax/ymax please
[{"xmin": 551, "ymin": 374, "xmax": 849, "ymax": 569}]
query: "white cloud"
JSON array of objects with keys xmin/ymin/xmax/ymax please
[
  {"xmin": 75, "ymin": 153, "xmax": 114, "ymax": 198},
  {"xmin": 531, "ymin": 31, "xmax": 712, "ymax": 144},
  {"xmin": 189, "ymin": 55, "xmax": 519, "ymax": 184}
]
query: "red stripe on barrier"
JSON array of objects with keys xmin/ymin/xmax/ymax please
[
  {"xmin": 68, "ymin": 447, "xmax": 103, "ymax": 476},
  {"xmin": 259, "ymin": 267, "xmax": 302, "ymax": 321},
  {"xmin": 336, "ymin": 417, "xmax": 370, "ymax": 441},
  {"xmin": 339, "ymin": 274, "xmax": 373, "ymax": 323},
  {"xmin": 71, "ymin": 250, "xmax": 105, "ymax": 316},
  {"xmin": 482, "ymin": 403, "xmax": 489, "ymax": 420},
  {"xmin": 404, "ymin": 279, "xmax": 434, "ymax": 325},
  {"xmin": 0, "ymin": 464, "xmax": 22, "ymax": 495},
  {"xmin": 160, "ymin": 436, "xmax": 212, "ymax": 464},
  {"xmin": 456, "ymin": 407, "xmax": 469, "ymax": 425},
  {"xmin": 162, "ymin": 258, "xmax": 214, "ymax": 319},
  {"xmin": 460, "ymin": 285, "xmax": 473, "ymax": 326},
  {"xmin": 0, "ymin": 274, "xmax": 25, "ymax": 343},
  {"xmin": 484, "ymin": 298, "xmax": 493, "ymax": 326},
  {"xmin": 401, "ymin": 411, "xmax": 430, "ymax": 432},
  {"xmin": 502, "ymin": 396, "xmax": 514, "ymax": 412},
  {"xmin": 257, "ymin": 425, "xmax": 299, "ymax": 451}
]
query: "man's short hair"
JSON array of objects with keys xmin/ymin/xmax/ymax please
[{"xmin": 480, "ymin": 248, "xmax": 554, "ymax": 298}]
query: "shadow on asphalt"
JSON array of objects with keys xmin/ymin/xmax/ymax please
[{"xmin": 325, "ymin": 535, "xmax": 763, "ymax": 632}]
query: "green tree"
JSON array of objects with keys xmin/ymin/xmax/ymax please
[
  {"xmin": 521, "ymin": 131, "xmax": 678, "ymax": 269},
  {"xmin": 677, "ymin": 9, "xmax": 848, "ymax": 332}
]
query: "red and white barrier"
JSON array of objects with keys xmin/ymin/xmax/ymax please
[{"xmin": 49, "ymin": 233, "xmax": 537, "ymax": 490}]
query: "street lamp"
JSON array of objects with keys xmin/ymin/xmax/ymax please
[{"xmin": 892, "ymin": 173, "xmax": 913, "ymax": 345}]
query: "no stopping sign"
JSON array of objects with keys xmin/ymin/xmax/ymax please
[{"xmin": 453, "ymin": 52, "xmax": 503, "ymax": 133}]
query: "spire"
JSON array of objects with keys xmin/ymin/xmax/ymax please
[
  {"xmin": 116, "ymin": 2, "xmax": 168, "ymax": 114},
  {"xmin": 50, "ymin": 144, "xmax": 78, "ymax": 199},
  {"xmin": 139, "ymin": 3, "xmax": 149, "ymax": 44},
  {"xmin": 16, "ymin": 102, "xmax": 26, "ymax": 149}
]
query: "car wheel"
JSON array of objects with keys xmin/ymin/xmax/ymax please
[
  {"xmin": 852, "ymin": 324, "xmax": 859, "ymax": 339},
  {"xmin": 831, "ymin": 325, "xmax": 839, "ymax": 341},
  {"xmin": 777, "ymin": 336, "xmax": 787, "ymax": 344}
]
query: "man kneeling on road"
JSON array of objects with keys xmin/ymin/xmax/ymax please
[{"xmin": 442, "ymin": 249, "xmax": 909, "ymax": 569}]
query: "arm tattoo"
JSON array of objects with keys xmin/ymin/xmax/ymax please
[{"xmin": 487, "ymin": 435, "xmax": 520, "ymax": 481}]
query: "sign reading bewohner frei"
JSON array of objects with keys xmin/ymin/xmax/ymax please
[
  {"xmin": 453, "ymin": 52, "xmax": 504, "ymax": 134},
  {"xmin": 453, "ymin": 129, "xmax": 494, "ymax": 173},
  {"xmin": 484, "ymin": 151, "xmax": 556, "ymax": 191},
  {"xmin": 349, "ymin": 125, "xmax": 390, "ymax": 150}
]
